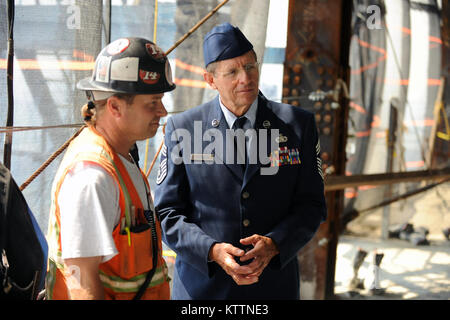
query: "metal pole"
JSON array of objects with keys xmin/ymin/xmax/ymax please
[
  {"xmin": 382, "ymin": 99, "xmax": 398, "ymax": 239},
  {"xmin": 107, "ymin": 0, "xmax": 112, "ymax": 44},
  {"xmin": 3, "ymin": 0, "xmax": 15, "ymax": 169},
  {"xmin": 324, "ymin": 0, "xmax": 353, "ymax": 299},
  {"xmin": 165, "ymin": 0, "xmax": 230, "ymax": 56}
]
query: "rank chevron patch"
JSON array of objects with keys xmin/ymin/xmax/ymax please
[
  {"xmin": 316, "ymin": 140, "xmax": 324, "ymax": 180},
  {"xmin": 156, "ymin": 144, "xmax": 168, "ymax": 185}
]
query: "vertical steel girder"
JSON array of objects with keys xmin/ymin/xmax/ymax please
[{"xmin": 283, "ymin": 0, "xmax": 352, "ymax": 299}]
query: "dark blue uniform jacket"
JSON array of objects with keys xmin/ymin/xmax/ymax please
[{"xmin": 154, "ymin": 93, "xmax": 327, "ymax": 299}]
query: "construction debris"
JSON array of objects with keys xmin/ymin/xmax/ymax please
[
  {"xmin": 388, "ymin": 223, "xmax": 430, "ymax": 246},
  {"xmin": 443, "ymin": 227, "xmax": 450, "ymax": 240}
]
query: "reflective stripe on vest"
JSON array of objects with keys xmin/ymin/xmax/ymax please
[
  {"xmin": 99, "ymin": 264, "xmax": 168, "ymax": 293},
  {"xmin": 45, "ymin": 126, "xmax": 169, "ymax": 299}
]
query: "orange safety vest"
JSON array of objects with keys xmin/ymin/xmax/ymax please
[{"xmin": 45, "ymin": 126, "xmax": 170, "ymax": 300}]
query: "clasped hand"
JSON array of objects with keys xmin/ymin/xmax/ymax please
[{"xmin": 209, "ymin": 234, "xmax": 279, "ymax": 285}]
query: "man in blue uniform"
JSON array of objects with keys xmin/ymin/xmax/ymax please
[{"xmin": 154, "ymin": 23, "xmax": 327, "ymax": 299}]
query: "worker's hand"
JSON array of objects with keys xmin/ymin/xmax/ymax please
[
  {"xmin": 239, "ymin": 234, "xmax": 279, "ymax": 278},
  {"xmin": 209, "ymin": 242, "xmax": 259, "ymax": 285}
]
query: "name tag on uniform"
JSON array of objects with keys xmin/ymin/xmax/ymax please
[{"xmin": 190, "ymin": 154, "xmax": 214, "ymax": 162}]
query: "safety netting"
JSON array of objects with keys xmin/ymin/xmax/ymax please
[
  {"xmin": 0, "ymin": 0, "xmax": 285, "ymax": 230},
  {"xmin": 344, "ymin": 0, "xmax": 448, "ymax": 226}
]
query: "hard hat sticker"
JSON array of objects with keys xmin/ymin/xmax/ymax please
[
  {"xmin": 165, "ymin": 60, "xmax": 174, "ymax": 86},
  {"xmin": 139, "ymin": 70, "xmax": 160, "ymax": 84},
  {"xmin": 107, "ymin": 38, "xmax": 130, "ymax": 55},
  {"xmin": 110, "ymin": 57, "xmax": 139, "ymax": 82},
  {"xmin": 95, "ymin": 56, "xmax": 112, "ymax": 83},
  {"xmin": 145, "ymin": 43, "xmax": 165, "ymax": 60}
]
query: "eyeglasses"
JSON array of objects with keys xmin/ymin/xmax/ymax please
[{"xmin": 215, "ymin": 62, "xmax": 260, "ymax": 80}]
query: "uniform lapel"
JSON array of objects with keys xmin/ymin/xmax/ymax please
[
  {"xmin": 243, "ymin": 94, "xmax": 273, "ymax": 186},
  {"xmin": 206, "ymin": 96, "xmax": 244, "ymax": 181}
]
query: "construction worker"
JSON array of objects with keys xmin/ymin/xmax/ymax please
[{"xmin": 45, "ymin": 37, "xmax": 175, "ymax": 300}]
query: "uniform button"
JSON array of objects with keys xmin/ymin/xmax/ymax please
[
  {"xmin": 242, "ymin": 191, "xmax": 250, "ymax": 199},
  {"xmin": 243, "ymin": 219, "xmax": 250, "ymax": 227}
]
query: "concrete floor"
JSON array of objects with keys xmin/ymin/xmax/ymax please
[{"xmin": 334, "ymin": 235, "xmax": 450, "ymax": 300}]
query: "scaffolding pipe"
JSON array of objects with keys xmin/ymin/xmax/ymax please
[
  {"xmin": 324, "ymin": 167, "xmax": 450, "ymax": 191},
  {"xmin": 3, "ymin": 0, "xmax": 15, "ymax": 169}
]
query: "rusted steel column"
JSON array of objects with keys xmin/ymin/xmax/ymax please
[
  {"xmin": 283, "ymin": 0, "xmax": 351, "ymax": 299},
  {"xmin": 428, "ymin": 0, "xmax": 449, "ymax": 169},
  {"xmin": 382, "ymin": 101, "xmax": 398, "ymax": 239}
]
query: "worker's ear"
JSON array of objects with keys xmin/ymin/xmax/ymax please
[
  {"xmin": 203, "ymin": 72, "xmax": 218, "ymax": 90},
  {"xmin": 106, "ymin": 96, "xmax": 124, "ymax": 118}
]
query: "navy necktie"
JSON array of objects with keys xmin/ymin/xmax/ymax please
[{"xmin": 233, "ymin": 117, "xmax": 248, "ymax": 173}]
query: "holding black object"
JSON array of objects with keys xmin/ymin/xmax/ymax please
[
  {"xmin": 133, "ymin": 209, "xmax": 159, "ymax": 300},
  {"xmin": 0, "ymin": 162, "xmax": 48, "ymax": 300}
]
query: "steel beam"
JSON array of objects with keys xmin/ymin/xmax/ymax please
[
  {"xmin": 284, "ymin": 0, "xmax": 352, "ymax": 299},
  {"xmin": 324, "ymin": 167, "xmax": 450, "ymax": 191}
]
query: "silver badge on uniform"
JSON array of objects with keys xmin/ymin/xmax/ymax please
[
  {"xmin": 156, "ymin": 144, "xmax": 168, "ymax": 185},
  {"xmin": 262, "ymin": 120, "xmax": 271, "ymax": 129},
  {"xmin": 212, "ymin": 119, "xmax": 220, "ymax": 127}
]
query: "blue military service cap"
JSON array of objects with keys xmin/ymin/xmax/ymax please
[{"xmin": 203, "ymin": 22, "xmax": 253, "ymax": 67}]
